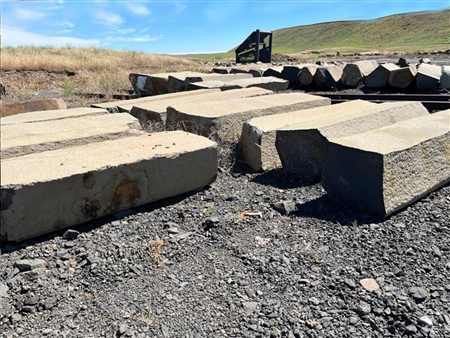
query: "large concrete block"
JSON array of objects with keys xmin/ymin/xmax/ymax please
[
  {"xmin": 0, "ymin": 98, "xmax": 67, "ymax": 118},
  {"xmin": 322, "ymin": 110, "xmax": 450, "ymax": 217},
  {"xmin": 416, "ymin": 63, "xmax": 442, "ymax": 90},
  {"xmin": 341, "ymin": 60, "xmax": 378, "ymax": 87},
  {"xmin": 91, "ymin": 89, "xmax": 219, "ymax": 112},
  {"xmin": 183, "ymin": 73, "xmax": 254, "ymax": 90},
  {"xmin": 166, "ymin": 92, "xmax": 330, "ymax": 143},
  {"xmin": 167, "ymin": 72, "xmax": 217, "ymax": 93},
  {"xmin": 240, "ymin": 100, "xmax": 373, "ymax": 172},
  {"xmin": 130, "ymin": 87, "xmax": 272, "ymax": 127},
  {"xmin": 226, "ymin": 76, "xmax": 289, "ymax": 92},
  {"xmin": 299, "ymin": 64, "xmax": 319, "ymax": 86},
  {"xmin": 129, "ymin": 72, "xmax": 205, "ymax": 96},
  {"xmin": 1, "ymin": 113, "xmax": 142, "ymax": 159},
  {"xmin": 186, "ymin": 80, "xmax": 242, "ymax": 91},
  {"xmin": 314, "ymin": 65, "xmax": 344, "ymax": 87},
  {"xmin": 441, "ymin": 66, "xmax": 450, "ymax": 89},
  {"xmin": 388, "ymin": 65, "xmax": 417, "ymax": 89},
  {"xmin": 263, "ymin": 66, "xmax": 284, "ymax": 78},
  {"xmin": 1, "ymin": 131, "xmax": 217, "ymax": 242},
  {"xmin": 276, "ymin": 101, "xmax": 429, "ymax": 180},
  {"xmin": 364, "ymin": 63, "xmax": 399, "ymax": 88},
  {"xmin": 1, "ymin": 107, "xmax": 108, "ymax": 126}
]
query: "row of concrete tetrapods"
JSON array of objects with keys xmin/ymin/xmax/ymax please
[{"xmin": 1, "ymin": 69, "xmax": 449, "ymax": 242}]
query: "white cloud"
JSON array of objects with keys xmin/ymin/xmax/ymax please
[
  {"xmin": 124, "ymin": 3, "xmax": 151, "ymax": 16},
  {"xmin": 173, "ymin": 2, "xmax": 187, "ymax": 15},
  {"xmin": 107, "ymin": 34, "xmax": 163, "ymax": 42},
  {"xmin": 116, "ymin": 28, "xmax": 136, "ymax": 35},
  {"xmin": 13, "ymin": 8, "xmax": 48, "ymax": 21},
  {"xmin": 95, "ymin": 11, "xmax": 124, "ymax": 27},
  {"xmin": 2, "ymin": 26, "xmax": 100, "ymax": 48},
  {"xmin": 54, "ymin": 21, "xmax": 75, "ymax": 28}
]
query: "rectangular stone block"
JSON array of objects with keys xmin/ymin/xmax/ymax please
[
  {"xmin": 1, "ymin": 131, "xmax": 217, "ymax": 242},
  {"xmin": 275, "ymin": 101, "xmax": 429, "ymax": 180},
  {"xmin": 91, "ymin": 89, "xmax": 219, "ymax": 112},
  {"xmin": 186, "ymin": 80, "xmax": 242, "ymax": 91},
  {"xmin": 129, "ymin": 72, "xmax": 205, "ymax": 96},
  {"xmin": 364, "ymin": 63, "xmax": 400, "ymax": 88},
  {"xmin": 226, "ymin": 76, "xmax": 290, "ymax": 92},
  {"xmin": 241, "ymin": 100, "xmax": 373, "ymax": 171},
  {"xmin": 1, "ymin": 113, "xmax": 142, "ymax": 159},
  {"xmin": 321, "ymin": 110, "xmax": 450, "ymax": 217},
  {"xmin": 416, "ymin": 63, "xmax": 442, "ymax": 90},
  {"xmin": 130, "ymin": 87, "xmax": 272, "ymax": 127},
  {"xmin": 166, "ymin": 92, "xmax": 330, "ymax": 143},
  {"xmin": 1, "ymin": 107, "xmax": 108, "ymax": 126},
  {"xmin": 183, "ymin": 73, "xmax": 254, "ymax": 90}
]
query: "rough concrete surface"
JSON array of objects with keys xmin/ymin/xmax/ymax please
[
  {"xmin": 364, "ymin": 63, "xmax": 400, "ymax": 88},
  {"xmin": 222, "ymin": 76, "xmax": 290, "ymax": 92},
  {"xmin": 341, "ymin": 60, "xmax": 378, "ymax": 87},
  {"xmin": 416, "ymin": 63, "xmax": 442, "ymax": 90},
  {"xmin": 1, "ymin": 107, "xmax": 108, "ymax": 126},
  {"xmin": 1, "ymin": 131, "xmax": 218, "ymax": 242},
  {"xmin": 240, "ymin": 100, "xmax": 374, "ymax": 172},
  {"xmin": 1, "ymin": 113, "xmax": 142, "ymax": 159},
  {"xmin": 129, "ymin": 87, "xmax": 272, "ymax": 127},
  {"xmin": 276, "ymin": 101, "xmax": 429, "ymax": 180},
  {"xmin": 322, "ymin": 109, "xmax": 450, "ymax": 217},
  {"xmin": 91, "ymin": 89, "xmax": 219, "ymax": 112},
  {"xmin": 166, "ymin": 92, "xmax": 331, "ymax": 142}
]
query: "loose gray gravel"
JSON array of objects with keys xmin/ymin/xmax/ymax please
[{"xmin": 1, "ymin": 163, "xmax": 449, "ymax": 338}]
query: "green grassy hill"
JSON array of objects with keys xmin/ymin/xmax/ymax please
[
  {"xmin": 184, "ymin": 9, "xmax": 449, "ymax": 61},
  {"xmin": 272, "ymin": 9, "xmax": 449, "ymax": 54}
]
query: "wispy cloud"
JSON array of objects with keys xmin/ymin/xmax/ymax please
[
  {"xmin": 95, "ymin": 11, "xmax": 124, "ymax": 27},
  {"xmin": 173, "ymin": 2, "xmax": 187, "ymax": 15},
  {"xmin": 13, "ymin": 8, "xmax": 48, "ymax": 21},
  {"xmin": 2, "ymin": 26, "xmax": 100, "ymax": 48},
  {"xmin": 116, "ymin": 28, "xmax": 136, "ymax": 35},
  {"xmin": 54, "ymin": 21, "xmax": 75, "ymax": 28},
  {"xmin": 107, "ymin": 34, "xmax": 163, "ymax": 42},
  {"xmin": 124, "ymin": 3, "xmax": 151, "ymax": 16}
]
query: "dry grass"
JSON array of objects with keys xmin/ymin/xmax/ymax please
[{"xmin": 0, "ymin": 46, "xmax": 206, "ymax": 107}]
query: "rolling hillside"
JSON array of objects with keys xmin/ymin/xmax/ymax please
[{"xmin": 271, "ymin": 9, "xmax": 449, "ymax": 54}]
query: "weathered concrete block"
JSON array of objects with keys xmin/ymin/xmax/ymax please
[
  {"xmin": 441, "ymin": 66, "xmax": 450, "ymax": 89},
  {"xmin": 166, "ymin": 92, "xmax": 330, "ymax": 143},
  {"xmin": 183, "ymin": 73, "xmax": 254, "ymax": 90},
  {"xmin": 241, "ymin": 100, "xmax": 372, "ymax": 171},
  {"xmin": 322, "ymin": 110, "xmax": 450, "ymax": 217},
  {"xmin": 227, "ymin": 76, "xmax": 289, "ymax": 92},
  {"xmin": 416, "ymin": 63, "xmax": 442, "ymax": 90},
  {"xmin": 388, "ymin": 65, "xmax": 417, "ymax": 89},
  {"xmin": 299, "ymin": 64, "xmax": 319, "ymax": 86},
  {"xmin": 92, "ymin": 89, "xmax": 219, "ymax": 113},
  {"xmin": 211, "ymin": 67, "xmax": 231, "ymax": 74},
  {"xmin": 230, "ymin": 65, "xmax": 267, "ymax": 77},
  {"xmin": 364, "ymin": 63, "xmax": 399, "ymax": 88},
  {"xmin": 313, "ymin": 65, "xmax": 344, "ymax": 87},
  {"xmin": 281, "ymin": 64, "xmax": 308, "ymax": 84},
  {"xmin": 1, "ymin": 107, "xmax": 108, "ymax": 126},
  {"xmin": 130, "ymin": 87, "xmax": 272, "ymax": 127},
  {"xmin": 167, "ymin": 72, "xmax": 208, "ymax": 93},
  {"xmin": 1, "ymin": 113, "xmax": 142, "ymax": 159},
  {"xmin": 0, "ymin": 98, "xmax": 67, "ymax": 118},
  {"xmin": 263, "ymin": 66, "xmax": 284, "ymax": 78},
  {"xmin": 1, "ymin": 131, "xmax": 217, "ymax": 242},
  {"xmin": 186, "ymin": 80, "xmax": 242, "ymax": 91},
  {"xmin": 341, "ymin": 60, "xmax": 378, "ymax": 87},
  {"xmin": 129, "ymin": 72, "xmax": 205, "ymax": 96},
  {"xmin": 276, "ymin": 101, "xmax": 429, "ymax": 180}
]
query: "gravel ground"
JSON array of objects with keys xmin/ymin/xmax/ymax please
[{"xmin": 1, "ymin": 160, "xmax": 449, "ymax": 337}]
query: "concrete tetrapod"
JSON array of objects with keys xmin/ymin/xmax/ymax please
[
  {"xmin": 1, "ymin": 113, "xmax": 142, "ymax": 159},
  {"xmin": 166, "ymin": 92, "xmax": 330, "ymax": 143},
  {"xmin": 321, "ymin": 109, "xmax": 450, "ymax": 218},
  {"xmin": 275, "ymin": 101, "xmax": 429, "ymax": 181},
  {"xmin": 1, "ymin": 131, "xmax": 218, "ymax": 242},
  {"xmin": 240, "ymin": 100, "xmax": 373, "ymax": 172}
]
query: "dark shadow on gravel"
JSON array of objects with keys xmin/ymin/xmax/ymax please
[
  {"xmin": 250, "ymin": 170, "xmax": 319, "ymax": 189},
  {"xmin": 293, "ymin": 195, "xmax": 383, "ymax": 226},
  {"xmin": 0, "ymin": 187, "xmax": 208, "ymax": 253}
]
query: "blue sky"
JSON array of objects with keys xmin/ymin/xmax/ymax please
[{"xmin": 1, "ymin": 1, "xmax": 448, "ymax": 54}]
